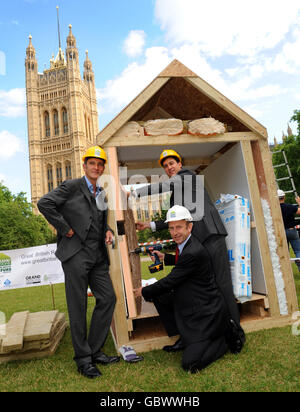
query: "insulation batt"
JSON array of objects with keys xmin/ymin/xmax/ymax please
[
  {"xmin": 261, "ymin": 199, "xmax": 288, "ymax": 315},
  {"xmin": 144, "ymin": 118, "xmax": 183, "ymax": 136},
  {"xmin": 188, "ymin": 117, "xmax": 226, "ymax": 136},
  {"xmin": 215, "ymin": 194, "xmax": 252, "ymax": 302},
  {"xmin": 114, "ymin": 121, "xmax": 144, "ymax": 138}
]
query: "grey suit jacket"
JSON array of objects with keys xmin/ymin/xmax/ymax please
[
  {"xmin": 136, "ymin": 168, "xmax": 227, "ymax": 242},
  {"xmin": 37, "ymin": 176, "xmax": 111, "ymax": 263}
]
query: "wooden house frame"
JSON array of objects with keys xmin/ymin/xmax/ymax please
[{"xmin": 97, "ymin": 60, "xmax": 298, "ymax": 353}]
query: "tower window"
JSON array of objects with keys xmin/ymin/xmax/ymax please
[
  {"xmin": 56, "ymin": 163, "xmax": 62, "ymax": 186},
  {"xmin": 53, "ymin": 109, "xmax": 59, "ymax": 136},
  {"xmin": 65, "ymin": 162, "xmax": 72, "ymax": 180},
  {"xmin": 88, "ymin": 118, "xmax": 92, "ymax": 141},
  {"xmin": 47, "ymin": 165, "xmax": 53, "ymax": 192},
  {"xmin": 44, "ymin": 111, "xmax": 50, "ymax": 137},
  {"xmin": 62, "ymin": 108, "xmax": 68, "ymax": 133}
]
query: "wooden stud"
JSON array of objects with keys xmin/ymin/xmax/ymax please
[
  {"xmin": 118, "ymin": 235, "xmax": 138, "ymax": 319},
  {"xmin": 241, "ymin": 141, "xmax": 280, "ymax": 317},
  {"xmin": 104, "ymin": 150, "xmax": 130, "ymax": 348},
  {"xmin": 255, "ymin": 139, "xmax": 298, "ymax": 314}
]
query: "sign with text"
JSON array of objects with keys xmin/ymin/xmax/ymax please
[{"xmin": 0, "ymin": 244, "xmax": 64, "ymax": 290}]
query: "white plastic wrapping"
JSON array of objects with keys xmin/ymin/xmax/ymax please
[{"xmin": 215, "ymin": 194, "xmax": 252, "ymax": 302}]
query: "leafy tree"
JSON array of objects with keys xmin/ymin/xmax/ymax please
[
  {"xmin": 0, "ymin": 183, "xmax": 56, "ymax": 250},
  {"xmin": 272, "ymin": 112, "xmax": 300, "ymax": 204}
]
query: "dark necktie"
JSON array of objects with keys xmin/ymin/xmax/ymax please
[{"xmin": 175, "ymin": 246, "xmax": 179, "ymax": 264}]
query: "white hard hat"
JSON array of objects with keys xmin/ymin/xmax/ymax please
[
  {"xmin": 277, "ymin": 189, "xmax": 285, "ymax": 197},
  {"xmin": 164, "ymin": 205, "xmax": 193, "ymax": 223}
]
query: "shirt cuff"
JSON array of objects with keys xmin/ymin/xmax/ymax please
[{"xmin": 150, "ymin": 221, "xmax": 156, "ymax": 232}]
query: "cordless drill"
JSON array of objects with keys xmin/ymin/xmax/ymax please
[{"xmin": 130, "ymin": 244, "xmax": 164, "ymax": 274}]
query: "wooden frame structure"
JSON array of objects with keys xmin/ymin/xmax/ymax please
[{"xmin": 97, "ymin": 60, "xmax": 298, "ymax": 352}]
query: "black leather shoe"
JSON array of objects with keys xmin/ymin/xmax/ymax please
[
  {"xmin": 225, "ymin": 319, "xmax": 246, "ymax": 354},
  {"xmin": 93, "ymin": 352, "xmax": 121, "ymax": 365},
  {"xmin": 77, "ymin": 363, "xmax": 102, "ymax": 379},
  {"xmin": 163, "ymin": 338, "xmax": 184, "ymax": 352}
]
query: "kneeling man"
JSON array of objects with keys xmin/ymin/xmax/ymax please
[{"xmin": 134, "ymin": 205, "xmax": 235, "ymax": 373}]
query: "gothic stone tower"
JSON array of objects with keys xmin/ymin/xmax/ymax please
[{"xmin": 25, "ymin": 25, "xmax": 99, "ymax": 205}]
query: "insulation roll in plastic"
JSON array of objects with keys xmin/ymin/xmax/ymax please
[{"xmin": 215, "ymin": 194, "xmax": 252, "ymax": 302}]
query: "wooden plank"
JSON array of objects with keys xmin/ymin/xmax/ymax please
[
  {"xmin": 23, "ymin": 310, "xmax": 59, "ymax": 342},
  {"xmin": 0, "ymin": 319, "xmax": 67, "ymax": 364},
  {"xmin": 132, "ymin": 298, "xmax": 159, "ymax": 320},
  {"xmin": 123, "ymin": 209, "xmax": 142, "ymax": 314},
  {"xmin": 103, "ymin": 132, "xmax": 259, "ymax": 148},
  {"xmin": 123, "ymin": 156, "xmax": 213, "ymax": 171},
  {"xmin": 240, "ymin": 141, "xmax": 280, "ymax": 317},
  {"xmin": 106, "ymin": 146, "xmax": 125, "ymax": 222},
  {"xmin": 256, "ymin": 139, "xmax": 298, "ymax": 314},
  {"xmin": 158, "ymin": 59, "xmax": 198, "ymax": 78},
  {"xmin": 104, "ymin": 154, "xmax": 131, "ymax": 347},
  {"xmin": 118, "ymin": 235, "xmax": 138, "ymax": 318},
  {"xmin": 241, "ymin": 314, "xmax": 295, "ymax": 333},
  {"xmin": 98, "ymin": 77, "xmax": 170, "ymax": 146},
  {"xmin": 1, "ymin": 311, "xmax": 29, "ymax": 354},
  {"xmin": 22, "ymin": 313, "xmax": 67, "ymax": 352}
]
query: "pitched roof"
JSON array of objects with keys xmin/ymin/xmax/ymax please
[{"xmin": 97, "ymin": 59, "xmax": 267, "ymax": 146}]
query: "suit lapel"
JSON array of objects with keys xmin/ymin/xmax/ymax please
[
  {"xmin": 180, "ymin": 235, "xmax": 192, "ymax": 255},
  {"xmin": 80, "ymin": 176, "xmax": 92, "ymax": 205}
]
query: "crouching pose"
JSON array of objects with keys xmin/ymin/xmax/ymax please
[{"xmin": 134, "ymin": 205, "xmax": 244, "ymax": 373}]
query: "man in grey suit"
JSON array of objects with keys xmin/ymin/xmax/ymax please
[{"xmin": 38, "ymin": 146, "xmax": 120, "ymax": 379}]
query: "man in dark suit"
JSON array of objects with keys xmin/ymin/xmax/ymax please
[
  {"xmin": 38, "ymin": 146, "xmax": 120, "ymax": 379},
  {"xmin": 134, "ymin": 205, "xmax": 233, "ymax": 373},
  {"xmin": 131, "ymin": 149, "xmax": 244, "ymax": 347}
]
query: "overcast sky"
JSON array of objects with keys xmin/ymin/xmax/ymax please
[{"xmin": 1, "ymin": 0, "xmax": 300, "ymax": 199}]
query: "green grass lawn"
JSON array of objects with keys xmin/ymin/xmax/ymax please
[{"xmin": 0, "ymin": 260, "xmax": 299, "ymax": 392}]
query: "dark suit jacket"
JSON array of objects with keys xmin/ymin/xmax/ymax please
[
  {"xmin": 136, "ymin": 168, "xmax": 227, "ymax": 242},
  {"xmin": 142, "ymin": 235, "xmax": 229, "ymax": 345},
  {"xmin": 37, "ymin": 176, "xmax": 111, "ymax": 263}
]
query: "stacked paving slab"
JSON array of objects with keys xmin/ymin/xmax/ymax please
[{"xmin": 0, "ymin": 310, "xmax": 67, "ymax": 363}]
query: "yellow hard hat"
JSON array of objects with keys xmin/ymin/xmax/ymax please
[
  {"xmin": 82, "ymin": 146, "xmax": 107, "ymax": 163},
  {"xmin": 159, "ymin": 149, "xmax": 182, "ymax": 167}
]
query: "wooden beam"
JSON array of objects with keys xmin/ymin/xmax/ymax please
[
  {"xmin": 254, "ymin": 139, "xmax": 298, "ymax": 314},
  {"xmin": 118, "ymin": 235, "xmax": 138, "ymax": 318},
  {"xmin": 104, "ymin": 153, "xmax": 130, "ymax": 348},
  {"xmin": 241, "ymin": 141, "xmax": 280, "ymax": 317},
  {"xmin": 103, "ymin": 132, "xmax": 259, "ymax": 148},
  {"xmin": 186, "ymin": 77, "xmax": 268, "ymax": 139},
  {"xmin": 106, "ymin": 147, "xmax": 124, "ymax": 222},
  {"xmin": 122, "ymin": 156, "xmax": 213, "ymax": 170}
]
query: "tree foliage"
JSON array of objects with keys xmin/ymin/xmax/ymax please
[
  {"xmin": 272, "ymin": 111, "xmax": 300, "ymax": 204},
  {"xmin": 0, "ymin": 183, "xmax": 56, "ymax": 250}
]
